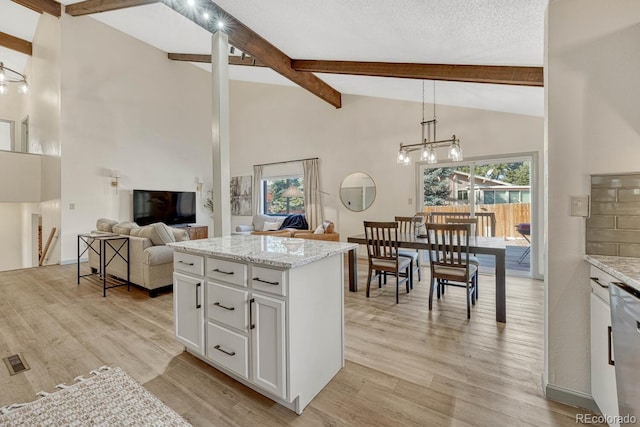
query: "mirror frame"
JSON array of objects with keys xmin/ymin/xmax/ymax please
[{"xmin": 339, "ymin": 172, "xmax": 377, "ymax": 212}]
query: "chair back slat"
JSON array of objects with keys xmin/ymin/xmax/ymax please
[
  {"xmin": 421, "ymin": 212, "xmax": 496, "ymax": 237},
  {"xmin": 364, "ymin": 221, "xmax": 400, "ymax": 270},
  {"xmin": 424, "ymin": 222, "xmax": 472, "ymax": 281}
]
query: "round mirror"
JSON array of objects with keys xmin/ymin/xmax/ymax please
[{"xmin": 340, "ymin": 172, "xmax": 376, "ymax": 212}]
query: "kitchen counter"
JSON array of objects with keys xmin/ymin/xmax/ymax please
[
  {"xmin": 585, "ymin": 254, "xmax": 640, "ymax": 291},
  {"xmin": 168, "ymin": 234, "xmax": 358, "ymax": 269}
]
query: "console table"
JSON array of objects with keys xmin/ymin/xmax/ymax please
[
  {"xmin": 77, "ymin": 233, "xmax": 130, "ymax": 297},
  {"xmin": 185, "ymin": 225, "xmax": 208, "ymax": 240}
]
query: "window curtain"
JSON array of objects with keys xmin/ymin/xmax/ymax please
[
  {"xmin": 303, "ymin": 159, "xmax": 323, "ymax": 229},
  {"xmin": 252, "ymin": 165, "xmax": 263, "ymax": 215}
]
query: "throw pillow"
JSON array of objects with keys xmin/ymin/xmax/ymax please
[
  {"xmin": 263, "ymin": 221, "xmax": 280, "ymax": 231},
  {"xmin": 112, "ymin": 221, "xmax": 139, "ymax": 235},
  {"xmin": 137, "ymin": 222, "xmax": 176, "ymax": 246},
  {"xmin": 171, "ymin": 228, "xmax": 190, "ymax": 242},
  {"xmin": 96, "ymin": 218, "xmax": 118, "ymax": 233},
  {"xmin": 313, "ymin": 224, "xmax": 325, "ymax": 234}
]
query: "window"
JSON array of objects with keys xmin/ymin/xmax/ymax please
[
  {"xmin": 457, "ymin": 190, "xmax": 469, "ymax": 201},
  {"xmin": 262, "ymin": 176, "xmax": 305, "ymax": 216}
]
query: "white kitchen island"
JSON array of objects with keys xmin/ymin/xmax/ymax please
[{"xmin": 167, "ymin": 235, "xmax": 358, "ymax": 414}]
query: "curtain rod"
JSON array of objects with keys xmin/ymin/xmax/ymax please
[{"xmin": 253, "ymin": 157, "xmax": 319, "ymax": 167}]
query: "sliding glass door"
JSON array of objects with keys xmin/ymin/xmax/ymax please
[{"xmin": 418, "ymin": 155, "xmax": 534, "ymax": 276}]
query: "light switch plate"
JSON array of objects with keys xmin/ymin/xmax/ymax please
[{"xmin": 570, "ymin": 195, "xmax": 590, "ymax": 217}]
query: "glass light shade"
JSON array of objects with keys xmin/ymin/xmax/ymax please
[
  {"xmin": 397, "ymin": 148, "xmax": 408, "ymax": 164},
  {"xmin": 448, "ymin": 141, "xmax": 463, "ymax": 162},
  {"xmin": 426, "ymin": 145, "xmax": 438, "ymax": 164},
  {"xmin": 0, "ymin": 82, "xmax": 7, "ymax": 96},
  {"xmin": 18, "ymin": 82, "xmax": 29, "ymax": 95},
  {"xmin": 0, "ymin": 67, "xmax": 5, "ymax": 82}
]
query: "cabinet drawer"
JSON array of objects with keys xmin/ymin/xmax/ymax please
[
  {"xmin": 207, "ymin": 282, "xmax": 248, "ymax": 331},
  {"xmin": 207, "ymin": 322, "xmax": 248, "ymax": 379},
  {"xmin": 174, "ymin": 252, "xmax": 204, "ymax": 276},
  {"xmin": 251, "ymin": 266, "xmax": 287, "ymax": 296},
  {"xmin": 207, "ymin": 258, "xmax": 247, "ymax": 287},
  {"xmin": 590, "ymin": 266, "xmax": 615, "ymax": 302}
]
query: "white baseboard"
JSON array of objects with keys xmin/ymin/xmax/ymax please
[
  {"xmin": 60, "ymin": 257, "xmax": 86, "ymax": 265},
  {"xmin": 542, "ymin": 376, "xmax": 599, "ymax": 413}
]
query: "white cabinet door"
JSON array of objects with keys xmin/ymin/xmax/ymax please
[
  {"xmin": 174, "ymin": 273, "xmax": 205, "ymax": 355},
  {"xmin": 251, "ymin": 293, "xmax": 286, "ymax": 399},
  {"xmin": 590, "ymin": 292, "xmax": 619, "ymax": 425}
]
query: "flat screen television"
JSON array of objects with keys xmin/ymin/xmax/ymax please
[{"xmin": 133, "ymin": 190, "xmax": 196, "ymax": 226}]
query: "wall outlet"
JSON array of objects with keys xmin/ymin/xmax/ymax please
[
  {"xmin": 69, "ymin": 203, "xmax": 75, "ymax": 210},
  {"xmin": 408, "ymin": 198, "xmax": 413, "ymax": 205},
  {"xmin": 570, "ymin": 195, "xmax": 589, "ymax": 217}
]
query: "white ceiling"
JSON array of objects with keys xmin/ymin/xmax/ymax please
[{"xmin": 0, "ymin": 0, "xmax": 548, "ymax": 116}]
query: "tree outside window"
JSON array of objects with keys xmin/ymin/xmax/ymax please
[{"xmin": 262, "ymin": 177, "xmax": 305, "ymax": 215}]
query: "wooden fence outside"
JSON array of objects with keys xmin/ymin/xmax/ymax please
[{"xmin": 421, "ymin": 203, "xmax": 531, "ymax": 238}]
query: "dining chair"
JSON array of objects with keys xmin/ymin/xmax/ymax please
[
  {"xmin": 395, "ymin": 216, "xmax": 423, "ymax": 284},
  {"xmin": 363, "ymin": 221, "xmax": 412, "ymax": 303},
  {"xmin": 424, "ymin": 222, "xmax": 478, "ymax": 319},
  {"xmin": 443, "ymin": 216, "xmax": 480, "ymax": 300}
]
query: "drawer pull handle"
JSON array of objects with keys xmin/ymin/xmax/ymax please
[
  {"xmin": 214, "ymin": 345, "xmax": 235, "ymax": 356},
  {"xmin": 178, "ymin": 261, "xmax": 195, "ymax": 266},
  {"xmin": 608, "ymin": 326, "xmax": 615, "ymax": 366},
  {"xmin": 249, "ymin": 298, "xmax": 255, "ymax": 330},
  {"xmin": 213, "ymin": 268, "xmax": 234, "ymax": 275},
  {"xmin": 590, "ymin": 277, "xmax": 608, "ymax": 289},
  {"xmin": 195, "ymin": 283, "xmax": 201, "ymax": 309},
  {"xmin": 213, "ymin": 302, "xmax": 235, "ymax": 311},
  {"xmin": 253, "ymin": 277, "xmax": 279, "ymax": 286}
]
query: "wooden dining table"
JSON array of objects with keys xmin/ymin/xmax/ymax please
[{"xmin": 346, "ymin": 233, "xmax": 508, "ymax": 323}]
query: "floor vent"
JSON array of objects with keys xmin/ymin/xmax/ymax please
[{"xmin": 3, "ymin": 354, "xmax": 30, "ymax": 375}]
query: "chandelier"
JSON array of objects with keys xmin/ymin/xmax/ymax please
[
  {"xmin": 397, "ymin": 80, "xmax": 462, "ymax": 165},
  {"xmin": 0, "ymin": 62, "xmax": 29, "ymax": 96}
]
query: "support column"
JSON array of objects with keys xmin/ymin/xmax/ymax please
[{"xmin": 211, "ymin": 31, "xmax": 231, "ymax": 237}]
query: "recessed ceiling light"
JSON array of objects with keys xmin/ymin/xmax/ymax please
[
  {"xmin": 203, "ymin": 12, "xmax": 209, "ymax": 20},
  {"xmin": 187, "ymin": 0, "xmax": 195, "ymax": 6},
  {"xmin": 217, "ymin": 21, "xmax": 224, "ymax": 29}
]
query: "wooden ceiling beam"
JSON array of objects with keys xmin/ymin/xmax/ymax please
[
  {"xmin": 0, "ymin": 31, "xmax": 33, "ymax": 56},
  {"xmin": 163, "ymin": 1, "xmax": 342, "ymax": 108},
  {"xmin": 11, "ymin": 0, "xmax": 61, "ymax": 17},
  {"xmin": 291, "ymin": 60, "xmax": 544, "ymax": 87},
  {"xmin": 65, "ymin": 0, "xmax": 158, "ymax": 16},
  {"xmin": 168, "ymin": 53, "xmax": 266, "ymax": 67}
]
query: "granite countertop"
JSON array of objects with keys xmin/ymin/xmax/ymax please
[
  {"xmin": 585, "ymin": 255, "xmax": 640, "ymax": 291},
  {"xmin": 168, "ymin": 235, "xmax": 359, "ymax": 269}
]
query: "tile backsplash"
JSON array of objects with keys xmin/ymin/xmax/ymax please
[{"xmin": 586, "ymin": 174, "xmax": 640, "ymax": 257}]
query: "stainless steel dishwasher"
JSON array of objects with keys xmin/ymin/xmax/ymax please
[{"xmin": 610, "ymin": 281, "xmax": 640, "ymax": 424}]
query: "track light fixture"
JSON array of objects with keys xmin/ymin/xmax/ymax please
[{"xmin": 397, "ymin": 80, "xmax": 463, "ymax": 166}]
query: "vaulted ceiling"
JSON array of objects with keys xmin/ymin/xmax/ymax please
[{"xmin": 0, "ymin": 0, "xmax": 548, "ymax": 115}]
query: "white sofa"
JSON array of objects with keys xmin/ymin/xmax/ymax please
[
  {"xmin": 233, "ymin": 213, "xmax": 287, "ymax": 235},
  {"xmin": 88, "ymin": 219, "xmax": 189, "ymax": 297}
]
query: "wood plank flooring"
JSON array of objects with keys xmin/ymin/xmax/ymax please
[{"xmin": 0, "ymin": 261, "xmax": 599, "ymax": 426}]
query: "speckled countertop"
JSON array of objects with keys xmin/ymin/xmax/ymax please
[
  {"xmin": 168, "ymin": 235, "xmax": 359, "ymax": 269},
  {"xmin": 585, "ymin": 255, "xmax": 640, "ymax": 291}
]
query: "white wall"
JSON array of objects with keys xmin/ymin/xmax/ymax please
[
  {"xmin": 29, "ymin": 13, "xmax": 62, "ymax": 265},
  {"xmin": 229, "ymin": 80, "xmax": 544, "ymax": 267},
  {"xmin": 0, "ymin": 204, "xmax": 25, "ymax": 271},
  {"xmin": 57, "ymin": 15, "xmax": 213, "ymax": 262},
  {"xmin": 0, "ymin": 151, "xmax": 41, "ymax": 202},
  {"xmin": 546, "ymin": 0, "xmax": 640, "ymax": 395}
]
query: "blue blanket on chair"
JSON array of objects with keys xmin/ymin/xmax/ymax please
[{"xmin": 279, "ymin": 214, "xmax": 309, "ymax": 230}]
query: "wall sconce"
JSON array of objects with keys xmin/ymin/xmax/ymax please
[
  {"xmin": 111, "ymin": 169, "xmax": 120, "ymax": 193},
  {"xmin": 195, "ymin": 176, "xmax": 204, "ymax": 195}
]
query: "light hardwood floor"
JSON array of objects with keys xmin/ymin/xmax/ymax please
[{"xmin": 0, "ymin": 261, "xmax": 599, "ymax": 426}]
